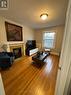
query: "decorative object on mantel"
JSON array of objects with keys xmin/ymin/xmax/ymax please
[
  {"xmin": 0, "ymin": 43, "xmax": 7, "ymax": 52},
  {"xmin": 1, "ymin": 44, "xmax": 7, "ymax": 52}
]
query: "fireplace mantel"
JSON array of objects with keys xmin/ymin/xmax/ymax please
[{"xmin": 6, "ymin": 43, "xmax": 25, "ymax": 57}]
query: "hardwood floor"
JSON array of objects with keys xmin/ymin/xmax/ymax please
[{"xmin": 1, "ymin": 55, "xmax": 59, "ymax": 95}]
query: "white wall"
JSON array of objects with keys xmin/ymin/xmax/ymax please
[
  {"xmin": 0, "ymin": 16, "xmax": 7, "ymax": 43},
  {"xmin": 24, "ymin": 26, "xmax": 34, "ymax": 43},
  {"xmin": 0, "ymin": 16, "xmax": 34, "ymax": 44}
]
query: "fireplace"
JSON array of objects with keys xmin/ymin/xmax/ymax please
[{"xmin": 13, "ymin": 47, "xmax": 22, "ymax": 59}]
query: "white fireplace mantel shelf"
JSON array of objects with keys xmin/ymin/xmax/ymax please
[
  {"xmin": 6, "ymin": 42, "xmax": 24, "ymax": 52},
  {"xmin": 6, "ymin": 41, "xmax": 24, "ymax": 45}
]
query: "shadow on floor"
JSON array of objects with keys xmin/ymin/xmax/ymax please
[{"xmin": 31, "ymin": 61, "xmax": 46, "ymax": 69}]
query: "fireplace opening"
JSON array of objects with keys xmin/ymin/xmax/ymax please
[{"xmin": 13, "ymin": 47, "xmax": 22, "ymax": 59}]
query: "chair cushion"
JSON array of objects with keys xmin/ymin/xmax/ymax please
[
  {"xmin": 0, "ymin": 52, "xmax": 14, "ymax": 68},
  {"xmin": 0, "ymin": 52, "xmax": 8, "ymax": 56}
]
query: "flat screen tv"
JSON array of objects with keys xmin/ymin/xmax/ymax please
[
  {"xmin": 26, "ymin": 40, "xmax": 36, "ymax": 49},
  {"xmin": 5, "ymin": 21, "xmax": 23, "ymax": 41}
]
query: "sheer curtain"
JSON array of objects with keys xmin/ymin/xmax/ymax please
[{"xmin": 43, "ymin": 32, "xmax": 56, "ymax": 49}]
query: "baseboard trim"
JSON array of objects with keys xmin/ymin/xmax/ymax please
[{"xmin": 50, "ymin": 52, "xmax": 59, "ymax": 56}]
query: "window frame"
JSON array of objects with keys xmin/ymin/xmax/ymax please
[{"xmin": 43, "ymin": 31, "xmax": 56, "ymax": 49}]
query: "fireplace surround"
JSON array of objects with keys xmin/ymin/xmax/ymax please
[
  {"xmin": 7, "ymin": 43, "xmax": 24, "ymax": 59},
  {"xmin": 13, "ymin": 47, "xmax": 22, "ymax": 59}
]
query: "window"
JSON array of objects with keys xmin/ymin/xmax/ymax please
[{"xmin": 43, "ymin": 32, "xmax": 56, "ymax": 49}]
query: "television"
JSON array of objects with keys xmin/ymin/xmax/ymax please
[
  {"xmin": 5, "ymin": 21, "xmax": 23, "ymax": 41},
  {"xmin": 26, "ymin": 40, "xmax": 36, "ymax": 49}
]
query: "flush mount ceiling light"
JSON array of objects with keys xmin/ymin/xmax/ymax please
[{"xmin": 40, "ymin": 13, "xmax": 48, "ymax": 20}]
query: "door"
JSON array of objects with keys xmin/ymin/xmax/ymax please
[
  {"xmin": 64, "ymin": 61, "xmax": 71, "ymax": 95},
  {"xmin": 55, "ymin": 0, "xmax": 71, "ymax": 95},
  {"xmin": 0, "ymin": 74, "xmax": 5, "ymax": 95}
]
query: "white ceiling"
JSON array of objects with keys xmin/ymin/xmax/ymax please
[{"xmin": 0, "ymin": 0, "xmax": 68, "ymax": 29}]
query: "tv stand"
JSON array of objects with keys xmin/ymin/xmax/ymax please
[{"xmin": 26, "ymin": 48, "xmax": 38, "ymax": 56}]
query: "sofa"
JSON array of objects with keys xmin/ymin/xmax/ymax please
[{"xmin": 0, "ymin": 52, "xmax": 14, "ymax": 69}]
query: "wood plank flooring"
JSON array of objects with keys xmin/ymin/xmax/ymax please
[{"xmin": 1, "ymin": 55, "xmax": 59, "ymax": 95}]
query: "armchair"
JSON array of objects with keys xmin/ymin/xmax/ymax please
[{"xmin": 0, "ymin": 52, "xmax": 14, "ymax": 69}]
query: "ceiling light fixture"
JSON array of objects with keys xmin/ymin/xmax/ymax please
[{"xmin": 40, "ymin": 13, "xmax": 48, "ymax": 20}]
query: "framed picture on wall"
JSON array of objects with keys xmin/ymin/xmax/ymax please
[{"xmin": 5, "ymin": 21, "xmax": 23, "ymax": 41}]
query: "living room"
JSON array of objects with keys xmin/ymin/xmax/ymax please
[
  {"xmin": 0, "ymin": 16, "xmax": 64, "ymax": 56},
  {"xmin": 0, "ymin": 0, "xmax": 71, "ymax": 95}
]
